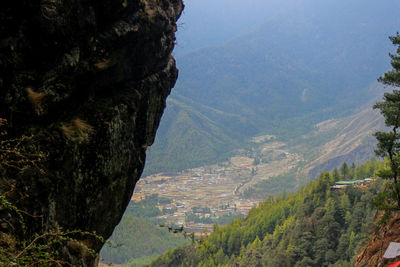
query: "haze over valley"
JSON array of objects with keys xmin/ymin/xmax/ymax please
[
  {"xmin": 144, "ymin": 0, "xmax": 399, "ymax": 177},
  {"xmin": 101, "ymin": 0, "xmax": 400, "ymax": 265}
]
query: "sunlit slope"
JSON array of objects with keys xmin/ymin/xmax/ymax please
[
  {"xmin": 298, "ymin": 83, "xmax": 388, "ymax": 177},
  {"xmin": 305, "ymin": 109, "xmax": 383, "ymax": 178}
]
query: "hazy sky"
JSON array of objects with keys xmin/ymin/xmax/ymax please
[
  {"xmin": 175, "ymin": 0, "xmax": 278, "ymax": 56},
  {"xmin": 175, "ymin": 0, "xmax": 400, "ymax": 57}
]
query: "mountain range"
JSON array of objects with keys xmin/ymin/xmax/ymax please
[{"xmin": 143, "ymin": 0, "xmax": 400, "ymax": 176}]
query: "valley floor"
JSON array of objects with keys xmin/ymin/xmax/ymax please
[
  {"xmin": 133, "ymin": 105, "xmax": 383, "ymax": 235},
  {"xmin": 133, "ymin": 137, "xmax": 302, "ymax": 234}
]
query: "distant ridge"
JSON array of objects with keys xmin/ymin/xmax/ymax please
[{"xmin": 145, "ymin": 0, "xmax": 399, "ymax": 176}]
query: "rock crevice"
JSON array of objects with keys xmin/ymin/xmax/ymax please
[{"xmin": 0, "ymin": 0, "xmax": 183, "ymax": 265}]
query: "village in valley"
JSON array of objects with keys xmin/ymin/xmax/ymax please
[
  {"xmin": 132, "ymin": 165, "xmax": 258, "ymax": 234},
  {"xmin": 130, "ymin": 128, "xmax": 379, "ymax": 236},
  {"xmin": 131, "ymin": 135, "xmax": 304, "ymax": 235}
]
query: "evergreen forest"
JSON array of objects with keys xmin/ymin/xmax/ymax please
[{"xmin": 149, "ymin": 159, "xmax": 384, "ymax": 267}]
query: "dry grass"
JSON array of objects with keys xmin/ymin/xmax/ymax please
[
  {"xmin": 0, "ymin": 118, "xmax": 6, "ymax": 126},
  {"xmin": 25, "ymin": 87, "xmax": 47, "ymax": 115},
  {"xmin": 94, "ymin": 58, "xmax": 111, "ymax": 70},
  {"xmin": 367, "ymin": 238, "xmax": 381, "ymax": 255},
  {"xmin": 141, "ymin": 0, "xmax": 162, "ymax": 19},
  {"xmin": 61, "ymin": 119, "xmax": 94, "ymax": 143}
]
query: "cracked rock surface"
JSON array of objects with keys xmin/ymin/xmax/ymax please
[{"xmin": 0, "ymin": 0, "xmax": 183, "ymax": 265}]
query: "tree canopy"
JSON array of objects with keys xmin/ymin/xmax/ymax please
[
  {"xmin": 374, "ymin": 33, "xmax": 400, "ymax": 209},
  {"xmin": 149, "ymin": 159, "xmax": 383, "ymax": 267}
]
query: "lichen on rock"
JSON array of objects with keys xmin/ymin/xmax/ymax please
[{"xmin": 0, "ymin": 0, "xmax": 183, "ymax": 265}]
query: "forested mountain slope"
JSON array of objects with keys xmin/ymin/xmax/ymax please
[
  {"xmin": 144, "ymin": 0, "xmax": 400, "ymax": 175},
  {"xmin": 100, "ymin": 215, "xmax": 188, "ymax": 267},
  {"xmin": 150, "ymin": 159, "xmax": 384, "ymax": 267},
  {"xmin": 144, "ymin": 93, "xmax": 258, "ymax": 173},
  {"xmin": 101, "ymin": 195, "xmax": 189, "ymax": 266}
]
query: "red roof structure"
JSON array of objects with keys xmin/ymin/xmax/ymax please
[{"xmin": 386, "ymin": 261, "xmax": 400, "ymax": 267}]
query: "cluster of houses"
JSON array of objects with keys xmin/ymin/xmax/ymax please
[{"xmin": 330, "ymin": 177, "xmax": 374, "ymax": 191}]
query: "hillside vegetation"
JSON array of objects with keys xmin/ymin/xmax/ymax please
[
  {"xmin": 100, "ymin": 215, "xmax": 188, "ymax": 267},
  {"xmin": 150, "ymin": 159, "xmax": 384, "ymax": 267},
  {"xmin": 100, "ymin": 195, "xmax": 189, "ymax": 266},
  {"xmin": 144, "ymin": 94, "xmax": 257, "ymax": 174}
]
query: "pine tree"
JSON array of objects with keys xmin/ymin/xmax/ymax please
[
  {"xmin": 332, "ymin": 167, "xmax": 340, "ymax": 181},
  {"xmin": 373, "ymin": 33, "xmax": 400, "ymax": 208},
  {"xmin": 340, "ymin": 162, "xmax": 349, "ymax": 178},
  {"xmin": 350, "ymin": 163, "xmax": 356, "ymax": 178}
]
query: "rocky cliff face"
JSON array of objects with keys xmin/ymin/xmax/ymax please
[
  {"xmin": 0, "ymin": 0, "xmax": 183, "ymax": 265},
  {"xmin": 355, "ymin": 212, "xmax": 400, "ymax": 267}
]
